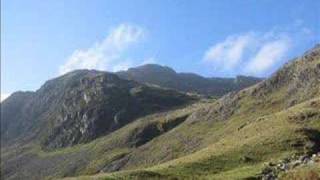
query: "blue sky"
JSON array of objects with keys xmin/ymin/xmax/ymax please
[{"xmin": 1, "ymin": 0, "xmax": 319, "ymax": 100}]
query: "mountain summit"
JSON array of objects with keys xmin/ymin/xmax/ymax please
[
  {"xmin": 1, "ymin": 70, "xmax": 195, "ymax": 149},
  {"xmin": 117, "ymin": 64, "xmax": 262, "ymax": 96}
]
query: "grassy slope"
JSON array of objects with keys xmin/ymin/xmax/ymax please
[
  {"xmin": 62, "ymin": 47, "xmax": 320, "ymax": 179},
  {"xmin": 63, "ymin": 97, "xmax": 320, "ymax": 180},
  {"xmin": 1, "ymin": 102, "xmax": 210, "ymax": 180},
  {"xmin": 2, "ymin": 46, "xmax": 319, "ymax": 180}
]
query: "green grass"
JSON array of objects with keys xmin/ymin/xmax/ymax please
[
  {"xmin": 9, "ymin": 91, "xmax": 319, "ymax": 180},
  {"xmin": 62, "ymin": 95, "xmax": 320, "ymax": 180},
  {"xmin": 4, "ymin": 51, "xmax": 320, "ymax": 180}
]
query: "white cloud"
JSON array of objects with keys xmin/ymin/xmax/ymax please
[
  {"xmin": 203, "ymin": 31, "xmax": 294, "ymax": 75},
  {"xmin": 202, "ymin": 21, "xmax": 315, "ymax": 76},
  {"xmin": 1, "ymin": 93, "xmax": 11, "ymax": 102},
  {"xmin": 59, "ymin": 24, "xmax": 145, "ymax": 75},
  {"xmin": 203, "ymin": 33, "xmax": 253, "ymax": 70},
  {"xmin": 245, "ymin": 38, "xmax": 290, "ymax": 75}
]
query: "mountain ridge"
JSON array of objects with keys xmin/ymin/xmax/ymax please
[
  {"xmin": 67, "ymin": 45, "xmax": 320, "ymax": 180},
  {"xmin": 1, "ymin": 45, "xmax": 319, "ymax": 180},
  {"xmin": 117, "ymin": 64, "xmax": 263, "ymax": 97},
  {"xmin": 1, "ymin": 70, "xmax": 196, "ymax": 149}
]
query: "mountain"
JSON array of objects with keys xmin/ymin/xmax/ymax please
[
  {"xmin": 1, "ymin": 45, "xmax": 319, "ymax": 180},
  {"xmin": 117, "ymin": 64, "xmax": 263, "ymax": 97},
  {"xmin": 1, "ymin": 70, "xmax": 195, "ymax": 150},
  {"xmin": 82, "ymin": 44, "xmax": 318, "ymax": 179}
]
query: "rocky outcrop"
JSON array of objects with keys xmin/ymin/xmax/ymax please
[
  {"xmin": 1, "ymin": 70, "xmax": 195, "ymax": 149},
  {"xmin": 260, "ymin": 153, "xmax": 320, "ymax": 180}
]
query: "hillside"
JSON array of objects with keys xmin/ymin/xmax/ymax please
[
  {"xmin": 90, "ymin": 46, "xmax": 320, "ymax": 179},
  {"xmin": 1, "ymin": 45, "xmax": 319, "ymax": 180},
  {"xmin": 1, "ymin": 70, "xmax": 195, "ymax": 150},
  {"xmin": 117, "ymin": 64, "xmax": 262, "ymax": 97},
  {"xmin": 63, "ymin": 45, "xmax": 320, "ymax": 179}
]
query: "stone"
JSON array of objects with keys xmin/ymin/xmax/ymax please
[
  {"xmin": 299, "ymin": 155, "xmax": 308, "ymax": 162},
  {"xmin": 291, "ymin": 160, "xmax": 302, "ymax": 168}
]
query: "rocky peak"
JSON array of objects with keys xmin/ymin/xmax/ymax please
[{"xmin": 1, "ymin": 70, "xmax": 195, "ymax": 149}]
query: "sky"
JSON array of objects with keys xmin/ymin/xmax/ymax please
[{"xmin": 1, "ymin": 0, "xmax": 320, "ymax": 101}]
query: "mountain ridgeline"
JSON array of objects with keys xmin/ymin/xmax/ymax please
[
  {"xmin": 117, "ymin": 64, "xmax": 263, "ymax": 97},
  {"xmin": 1, "ymin": 70, "xmax": 195, "ymax": 149},
  {"xmin": 1, "ymin": 65, "xmax": 260, "ymax": 149},
  {"xmin": 1, "ymin": 45, "xmax": 320, "ymax": 180}
]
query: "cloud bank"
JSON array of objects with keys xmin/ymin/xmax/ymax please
[
  {"xmin": 203, "ymin": 31, "xmax": 292, "ymax": 76},
  {"xmin": 59, "ymin": 24, "xmax": 146, "ymax": 75},
  {"xmin": 202, "ymin": 20, "xmax": 315, "ymax": 76},
  {"xmin": 203, "ymin": 33, "xmax": 254, "ymax": 70},
  {"xmin": 245, "ymin": 38, "xmax": 290, "ymax": 75}
]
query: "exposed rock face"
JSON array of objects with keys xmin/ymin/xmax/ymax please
[
  {"xmin": 1, "ymin": 70, "xmax": 195, "ymax": 149},
  {"xmin": 117, "ymin": 64, "xmax": 263, "ymax": 97},
  {"xmin": 260, "ymin": 152, "xmax": 320, "ymax": 180}
]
